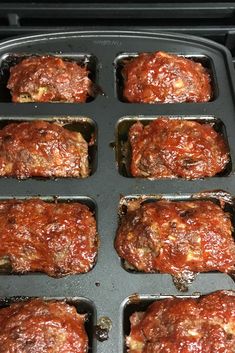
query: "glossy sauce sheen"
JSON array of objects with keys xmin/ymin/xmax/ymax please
[
  {"xmin": 0, "ymin": 299, "xmax": 88, "ymax": 353},
  {"xmin": 7, "ymin": 56, "xmax": 93, "ymax": 102},
  {"xmin": 0, "ymin": 199, "xmax": 98, "ymax": 277},
  {"xmin": 127, "ymin": 291, "xmax": 235, "ymax": 353},
  {"xmin": 0, "ymin": 121, "xmax": 89, "ymax": 178},
  {"xmin": 122, "ymin": 51, "xmax": 212, "ymax": 103},
  {"xmin": 115, "ymin": 200, "xmax": 235, "ymax": 275},
  {"xmin": 129, "ymin": 118, "xmax": 229, "ymax": 179}
]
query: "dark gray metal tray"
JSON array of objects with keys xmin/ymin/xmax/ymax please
[{"xmin": 0, "ymin": 31, "xmax": 234, "ymax": 353}]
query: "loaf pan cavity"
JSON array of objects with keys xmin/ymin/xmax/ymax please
[
  {"xmin": 121, "ymin": 292, "xmax": 217, "ymax": 353},
  {"xmin": 0, "ymin": 116, "xmax": 97, "ymax": 177},
  {"xmin": 117, "ymin": 190, "xmax": 235, "ymax": 291},
  {"xmin": 0, "ymin": 195, "xmax": 98, "ymax": 276},
  {"xmin": 115, "ymin": 115, "xmax": 231, "ymax": 179},
  {"xmin": 0, "ymin": 52, "xmax": 99, "ymax": 102},
  {"xmin": 114, "ymin": 52, "xmax": 217, "ymax": 103},
  {"xmin": 0, "ymin": 296, "xmax": 96, "ymax": 353}
]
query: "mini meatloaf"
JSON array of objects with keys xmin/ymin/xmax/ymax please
[
  {"xmin": 7, "ymin": 56, "xmax": 93, "ymax": 102},
  {"xmin": 0, "ymin": 199, "xmax": 98, "ymax": 276},
  {"xmin": 127, "ymin": 290, "xmax": 235, "ymax": 353},
  {"xmin": 129, "ymin": 118, "xmax": 229, "ymax": 179},
  {"xmin": 0, "ymin": 299, "xmax": 88, "ymax": 353},
  {"xmin": 115, "ymin": 200, "xmax": 235, "ymax": 275},
  {"xmin": 122, "ymin": 51, "xmax": 212, "ymax": 103},
  {"xmin": 0, "ymin": 120, "xmax": 89, "ymax": 178}
]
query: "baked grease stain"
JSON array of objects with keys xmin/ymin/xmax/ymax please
[{"xmin": 94, "ymin": 316, "xmax": 112, "ymax": 342}]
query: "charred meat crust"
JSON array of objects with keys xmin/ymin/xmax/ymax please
[
  {"xmin": 129, "ymin": 118, "xmax": 229, "ymax": 179},
  {"xmin": 127, "ymin": 291, "xmax": 235, "ymax": 353},
  {"xmin": 7, "ymin": 56, "xmax": 93, "ymax": 103},
  {"xmin": 0, "ymin": 120, "xmax": 89, "ymax": 178},
  {"xmin": 0, "ymin": 199, "xmax": 98, "ymax": 277},
  {"xmin": 115, "ymin": 200, "xmax": 235, "ymax": 275},
  {"xmin": 122, "ymin": 51, "xmax": 212, "ymax": 103},
  {"xmin": 0, "ymin": 299, "xmax": 88, "ymax": 353}
]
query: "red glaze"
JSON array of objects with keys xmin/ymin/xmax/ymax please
[
  {"xmin": 0, "ymin": 121, "xmax": 89, "ymax": 178},
  {"xmin": 115, "ymin": 200, "xmax": 235, "ymax": 275},
  {"xmin": 0, "ymin": 199, "xmax": 98, "ymax": 277},
  {"xmin": 0, "ymin": 299, "xmax": 88, "ymax": 353},
  {"xmin": 127, "ymin": 291, "xmax": 235, "ymax": 353},
  {"xmin": 7, "ymin": 56, "xmax": 93, "ymax": 103},
  {"xmin": 129, "ymin": 118, "xmax": 229, "ymax": 179},
  {"xmin": 122, "ymin": 51, "xmax": 212, "ymax": 103}
]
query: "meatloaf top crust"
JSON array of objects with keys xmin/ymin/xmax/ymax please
[
  {"xmin": 115, "ymin": 200, "xmax": 235, "ymax": 276},
  {"xmin": 127, "ymin": 291, "xmax": 235, "ymax": 353},
  {"xmin": 0, "ymin": 299, "xmax": 88, "ymax": 353},
  {"xmin": 122, "ymin": 51, "xmax": 212, "ymax": 103},
  {"xmin": 0, "ymin": 199, "xmax": 98, "ymax": 277},
  {"xmin": 0, "ymin": 120, "xmax": 89, "ymax": 178},
  {"xmin": 129, "ymin": 118, "xmax": 229, "ymax": 179},
  {"xmin": 7, "ymin": 56, "xmax": 93, "ymax": 103}
]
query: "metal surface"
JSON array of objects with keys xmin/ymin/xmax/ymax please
[
  {"xmin": 1, "ymin": 2, "xmax": 235, "ymax": 45},
  {"xmin": 0, "ymin": 31, "xmax": 234, "ymax": 352}
]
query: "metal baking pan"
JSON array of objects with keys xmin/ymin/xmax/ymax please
[{"xmin": 0, "ymin": 31, "xmax": 234, "ymax": 353}]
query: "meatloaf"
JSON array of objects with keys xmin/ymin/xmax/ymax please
[
  {"xmin": 127, "ymin": 290, "xmax": 235, "ymax": 353},
  {"xmin": 0, "ymin": 120, "xmax": 89, "ymax": 178},
  {"xmin": 0, "ymin": 299, "xmax": 88, "ymax": 353},
  {"xmin": 0, "ymin": 199, "xmax": 98, "ymax": 277},
  {"xmin": 7, "ymin": 56, "xmax": 93, "ymax": 103},
  {"xmin": 129, "ymin": 118, "xmax": 229, "ymax": 179},
  {"xmin": 122, "ymin": 51, "xmax": 212, "ymax": 103},
  {"xmin": 115, "ymin": 200, "xmax": 235, "ymax": 276}
]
